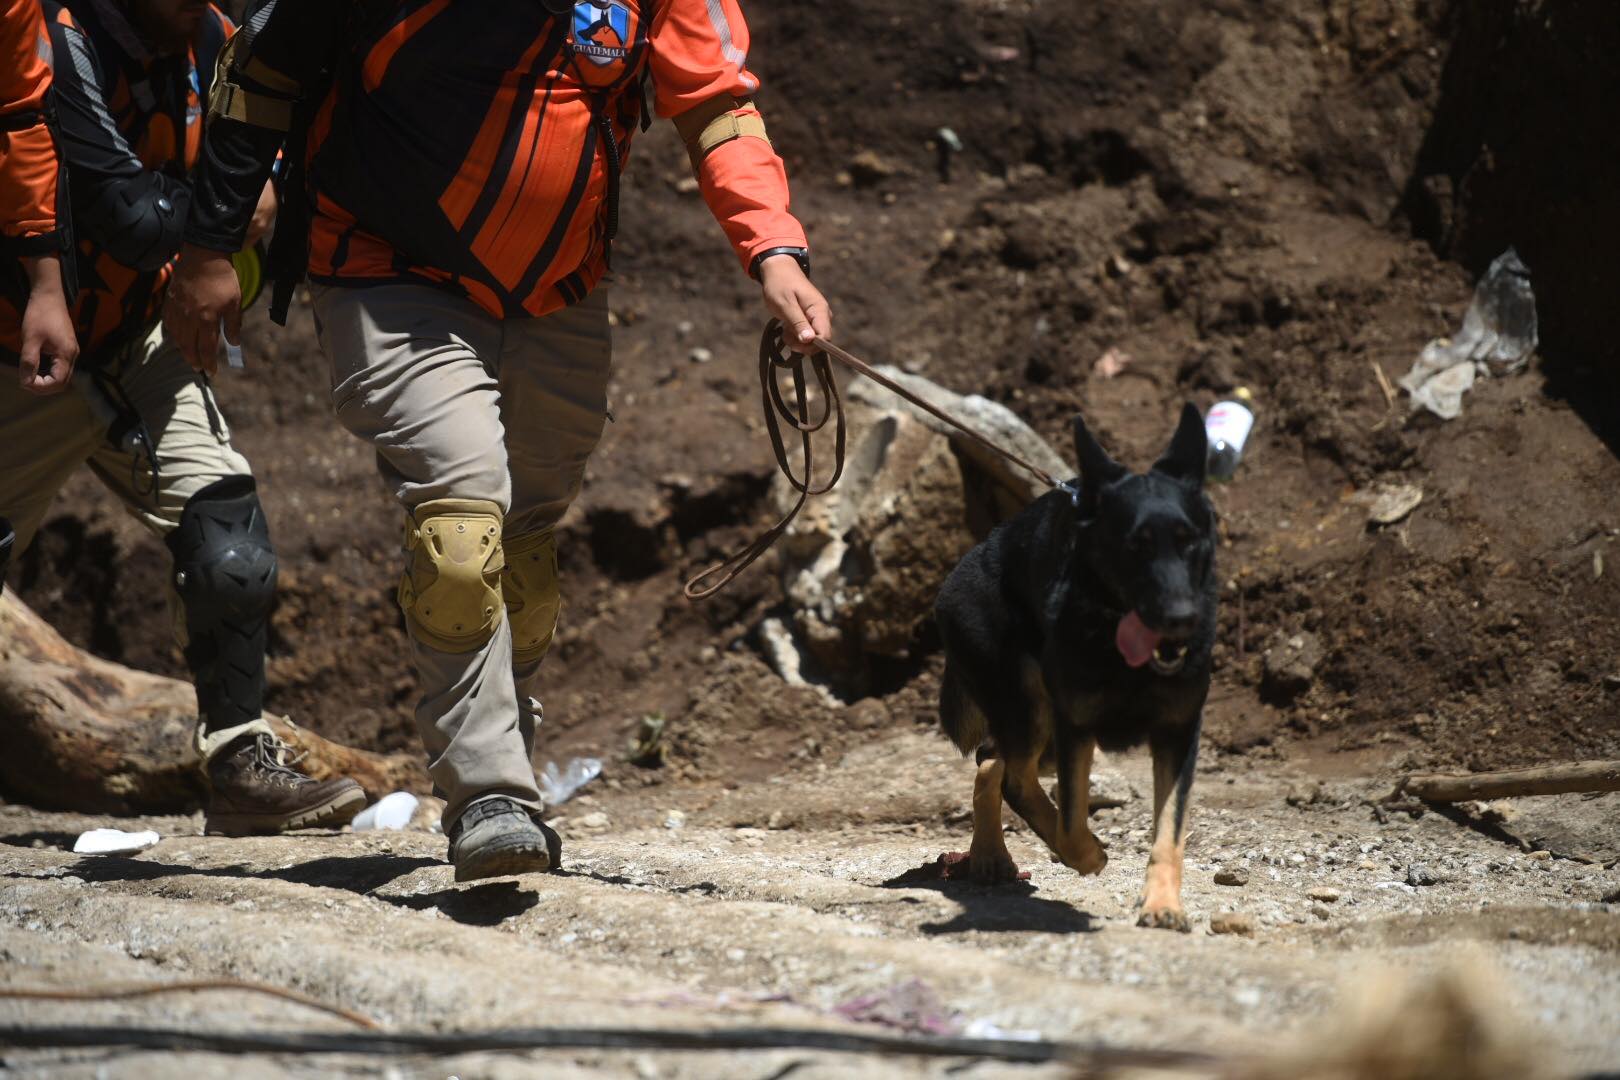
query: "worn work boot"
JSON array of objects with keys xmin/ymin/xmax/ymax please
[
  {"xmin": 448, "ymin": 796, "xmax": 562, "ymax": 883},
  {"xmin": 205, "ymin": 732, "xmax": 367, "ymax": 836}
]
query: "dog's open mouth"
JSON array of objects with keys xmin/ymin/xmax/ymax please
[
  {"xmin": 1116, "ymin": 611, "xmax": 1191, "ymax": 675},
  {"xmin": 1149, "ymin": 638, "xmax": 1189, "ymax": 675}
]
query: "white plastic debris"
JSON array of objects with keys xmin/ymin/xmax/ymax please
[
  {"xmin": 537, "ymin": 757, "xmax": 602, "ymax": 806},
  {"xmin": 352, "ymin": 791, "xmax": 419, "ymax": 831},
  {"xmin": 72, "ymin": 828, "xmax": 159, "ymax": 855},
  {"xmin": 1400, "ymin": 247, "xmax": 1537, "ymax": 418}
]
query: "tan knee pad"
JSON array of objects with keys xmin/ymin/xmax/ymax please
[
  {"xmin": 398, "ymin": 499, "xmax": 505, "ymax": 654},
  {"xmin": 502, "ymin": 526, "xmax": 561, "ymax": 666}
]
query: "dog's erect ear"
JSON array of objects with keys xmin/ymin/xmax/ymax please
[
  {"xmin": 1073, "ymin": 414, "xmax": 1126, "ymax": 501},
  {"xmin": 1152, "ymin": 402, "xmax": 1208, "ymax": 486}
]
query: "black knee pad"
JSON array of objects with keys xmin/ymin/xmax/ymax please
[
  {"xmin": 0, "ymin": 516, "xmax": 13, "ymax": 596},
  {"xmin": 165, "ymin": 477, "xmax": 278, "ymax": 731}
]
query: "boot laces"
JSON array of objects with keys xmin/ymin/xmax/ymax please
[{"xmin": 248, "ymin": 733, "xmax": 312, "ymax": 786}]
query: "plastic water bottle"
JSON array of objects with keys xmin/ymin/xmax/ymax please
[
  {"xmin": 1204, "ymin": 388, "xmax": 1255, "ymax": 482},
  {"xmin": 537, "ymin": 757, "xmax": 602, "ymax": 806}
]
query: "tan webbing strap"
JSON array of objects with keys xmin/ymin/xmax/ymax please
[
  {"xmin": 209, "ymin": 83, "xmax": 294, "ymax": 131},
  {"xmin": 206, "ymin": 31, "xmax": 297, "ymax": 131},
  {"xmin": 673, "ymin": 96, "xmax": 770, "ymax": 173},
  {"xmin": 241, "ymin": 54, "xmax": 301, "ymax": 95}
]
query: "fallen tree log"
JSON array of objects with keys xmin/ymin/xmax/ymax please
[
  {"xmin": 0, "ymin": 591, "xmax": 424, "ymax": 814},
  {"xmin": 1402, "ymin": 761, "xmax": 1620, "ymax": 803}
]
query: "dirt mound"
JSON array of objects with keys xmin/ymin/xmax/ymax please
[{"xmin": 7, "ymin": 0, "xmax": 1618, "ymax": 798}]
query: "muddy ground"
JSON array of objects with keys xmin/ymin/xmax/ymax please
[{"xmin": 3, "ymin": 0, "xmax": 1619, "ymax": 1074}]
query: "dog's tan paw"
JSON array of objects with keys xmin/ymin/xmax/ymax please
[
  {"xmin": 1135, "ymin": 901, "xmax": 1191, "ymax": 932},
  {"xmin": 969, "ymin": 849, "xmax": 1025, "ymax": 884},
  {"xmin": 1055, "ymin": 832, "xmax": 1108, "ymax": 876},
  {"xmin": 1068, "ymin": 841, "xmax": 1108, "ymax": 876}
]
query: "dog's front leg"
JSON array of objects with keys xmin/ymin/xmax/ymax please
[
  {"xmin": 1136, "ymin": 723, "xmax": 1199, "ymax": 931},
  {"xmin": 1051, "ymin": 732, "xmax": 1107, "ymax": 875}
]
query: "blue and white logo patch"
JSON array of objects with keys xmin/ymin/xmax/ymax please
[{"xmin": 572, "ymin": 0, "xmax": 632, "ymax": 67}]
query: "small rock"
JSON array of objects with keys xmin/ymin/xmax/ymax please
[
  {"xmin": 1286, "ymin": 780, "xmax": 1324, "ymax": 807},
  {"xmin": 1600, "ymin": 887, "xmax": 1620, "ymax": 904},
  {"xmin": 1356, "ymin": 482, "xmax": 1424, "ymax": 526},
  {"xmin": 663, "ymin": 810, "xmax": 686, "ymax": 830},
  {"xmin": 1215, "ymin": 867, "xmax": 1250, "ymax": 887},
  {"xmin": 1529, "ymin": 849, "xmax": 1552, "ymax": 861},
  {"xmin": 1307, "ymin": 886, "xmax": 1341, "ymax": 903},
  {"xmin": 1310, "ymin": 904, "xmax": 1334, "ymax": 921},
  {"xmin": 1264, "ymin": 633, "xmax": 1324, "ymax": 705},
  {"xmin": 673, "ymin": 176, "xmax": 700, "ymax": 194},
  {"xmin": 767, "ymin": 810, "xmax": 791, "ymax": 830},
  {"xmin": 848, "ymin": 148, "xmax": 899, "ymax": 187},
  {"xmin": 576, "ymin": 811, "xmax": 611, "ymax": 833},
  {"xmin": 1209, "ymin": 913, "xmax": 1255, "ymax": 936},
  {"xmin": 1406, "ymin": 863, "xmax": 1440, "ymax": 887},
  {"xmin": 675, "ymin": 320, "xmax": 694, "ymax": 338},
  {"xmin": 1358, "ymin": 859, "xmax": 1379, "ymax": 871},
  {"xmin": 688, "ymin": 347, "xmax": 713, "ymax": 364}
]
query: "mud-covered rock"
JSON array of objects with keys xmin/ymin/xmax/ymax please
[
  {"xmin": 1209, "ymin": 912, "xmax": 1255, "ymax": 935},
  {"xmin": 1262, "ymin": 632, "xmax": 1324, "ymax": 705}
]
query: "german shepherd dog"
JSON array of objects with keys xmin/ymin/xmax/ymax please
[{"xmin": 935, "ymin": 404, "xmax": 1216, "ymax": 930}]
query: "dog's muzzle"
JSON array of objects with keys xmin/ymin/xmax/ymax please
[{"xmin": 1149, "ymin": 639, "xmax": 1189, "ymax": 676}]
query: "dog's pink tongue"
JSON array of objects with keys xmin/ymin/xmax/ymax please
[{"xmin": 1116, "ymin": 611, "xmax": 1163, "ymax": 668}]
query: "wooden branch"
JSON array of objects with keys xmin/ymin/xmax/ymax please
[
  {"xmin": 1402, "ymin": 761, "xmax": 1620, "ymax": 802},
  {"xmin": 0, "ymin": 591, "xmax": 423, "ymax": 814}
]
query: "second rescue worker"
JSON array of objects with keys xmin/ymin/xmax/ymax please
[{"xmin": 165, "ymin": 0, "xmax": 834, "ymax": 881}]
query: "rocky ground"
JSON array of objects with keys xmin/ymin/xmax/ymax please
[{"xmin": 2, "ymin": 734, "xmax": 1617, "ymax": 1077}]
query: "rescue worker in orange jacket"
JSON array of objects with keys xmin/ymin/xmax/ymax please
[
  {"xmin": 164, "ymin": 0, "xmax": 832, "ymax": 881},
  {"xmin": 1, "ymin": 0, "xmax": 365, "ymax": 835},
  {"xmin": 1, "ymin": 0, "xmax": 77, "ymax": 587},
  {"xmin": 0, "ymin": 0, "xmax": 78, "ymax": 397}
]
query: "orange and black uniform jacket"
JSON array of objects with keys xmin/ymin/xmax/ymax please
[
  {"xmin": 1, "ymin": 0, "xmax": 230, "ymax": 368},
  {"xmin": 0, "ymin": 0, "xmax": 59, "ymax": 255},
  {"xmin": 188, "ymin": 0, "xmax": 808, "ymax": 320}
]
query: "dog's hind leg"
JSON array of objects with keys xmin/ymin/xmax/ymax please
[
  {"xmin": 965, "ymin": 756, "xmax": 1022, "ymax": 883},
  {"xmin": 1136, "ymin": 721, "xmax": 1200, "ymax": 932},
  {"xmin": 1000, "ymin": 754, "xmax": 1062, "ymax": 853},
  {"xmin": 1050, "ymin": 733, "xmax": 1108, "ymax": 876}
]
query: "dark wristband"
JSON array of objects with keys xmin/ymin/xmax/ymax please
[{"xmin": 749, "ymin": 246, "xmax": 810, "ymax": 280}]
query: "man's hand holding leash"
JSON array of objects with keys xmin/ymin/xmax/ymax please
[{"xmin": 758, "ymin": 251, "xmax": 831, "ymax": 354}]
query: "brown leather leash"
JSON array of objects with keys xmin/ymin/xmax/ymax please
[{"xmin": 684, "ymin": 321, "xmax": 1075, "ymax": 600}]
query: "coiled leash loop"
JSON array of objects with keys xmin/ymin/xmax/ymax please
[
  {"xmin": 683, "ymin": 321, "xmax": 845, "ymax": 599},
  {"xmin": 684, "ymin": 322, "xmax": 1079, "ymax": 600}
]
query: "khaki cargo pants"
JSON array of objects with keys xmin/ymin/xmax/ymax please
[
  {"xmin": 311, "ymin": 282, "xmax": 612, "ymax": 829},
  {"xmin": 0, "ymin": 319, "xmax": 251, "ymax": 566}
]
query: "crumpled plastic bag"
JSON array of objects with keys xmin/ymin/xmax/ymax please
[{"xmin": 1400, "ymin": 247, "xmax": 1537, "ymax": 419}]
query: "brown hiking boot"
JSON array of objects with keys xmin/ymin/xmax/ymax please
[{"xmin": 204, "ymin": 732, "xmax": 367, "ymax": 836}]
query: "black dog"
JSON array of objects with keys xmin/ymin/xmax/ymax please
[{"xmin": 934, "ymin": 404, "xmax": 1216, "ymax": 930}]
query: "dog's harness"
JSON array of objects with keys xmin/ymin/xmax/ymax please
[{"xmin": 684, "ymin": 322, "xmax": 1082, "ymax": 599}]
